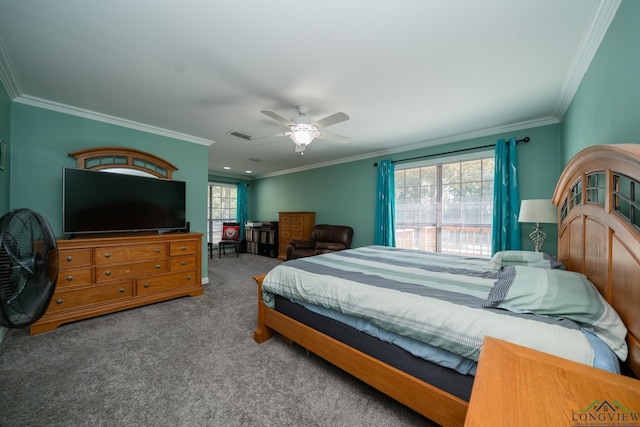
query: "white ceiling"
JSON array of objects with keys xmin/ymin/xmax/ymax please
[{"xmin": 0, "ymin": 0, "xmax": 619, "ymax": 178}]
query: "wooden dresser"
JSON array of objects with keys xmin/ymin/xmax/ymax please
[
  {"xmin": 277, "ymin": 212, "xmax": 315, "ymax": 260},
  {"xmin": 30, "ymin": 232, "xmax": 203, "ymax": 335}
]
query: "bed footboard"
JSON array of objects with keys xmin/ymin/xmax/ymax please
[
  {"xmin": 253, "ymin": 274, "xmax": 274, "ymax": 343},
  {"xmin": 251, "ymin": 273, "xmax": 468, "ymax": 426}
]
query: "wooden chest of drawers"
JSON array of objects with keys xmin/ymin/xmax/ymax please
[
  {"xmin": 30, "ymin": 233, "xmax": 203, "ymax": 335},
  {"xmin": 277, "ymin": 212, "xmax": 315, "ymax": 260}
]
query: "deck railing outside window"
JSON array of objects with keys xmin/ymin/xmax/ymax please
[{"xmin": 396, "ymin": 224, "xmax": 492, "ymax": 257}]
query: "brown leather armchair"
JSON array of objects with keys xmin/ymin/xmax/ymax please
[{"xmin": 286, "ymin": 224, "xmax": 354, "ymax": 260}]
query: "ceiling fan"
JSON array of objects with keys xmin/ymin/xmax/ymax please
[{"xmin": 231, "ymin": 106, "xmax": 350, "ymax": 153}]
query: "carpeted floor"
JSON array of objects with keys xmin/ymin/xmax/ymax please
[{"xmin": 0, "ymin": 253, "xmax": 437, "ymax": 426}]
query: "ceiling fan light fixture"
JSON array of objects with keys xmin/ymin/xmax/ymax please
[
  {"xmin": 253, "ymin": 107, "xmax": 349, "ymax": 150},
  {"xmin": 290, "ymin": 130, "xmax": 315, "ymax": 145},
  {"xmin": 289, "ymin": 123, "xmax": 320, "ymax": 146}
]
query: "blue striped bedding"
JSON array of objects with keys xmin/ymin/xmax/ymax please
[{"xmin": 262, "ymin": 246, "xmax": 623, "ymax": 373}]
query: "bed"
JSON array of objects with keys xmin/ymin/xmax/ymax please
[{"xmin": 252, "ymin": 144, "xmax": 640, "ymax": 427}]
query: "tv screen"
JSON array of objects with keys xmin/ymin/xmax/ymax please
[{"xmin": 63, "ymin": 167, "xmax": 187, "ymax": 235}]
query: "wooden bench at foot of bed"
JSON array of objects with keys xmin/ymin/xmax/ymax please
[{"xmin": 252, "ymin": 273, "xmax": 468, "ymax": 427}]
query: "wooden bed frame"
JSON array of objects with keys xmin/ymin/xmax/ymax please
[
  {"xmin": 253, "ymin": 144, "xmax": 640, "ymax": 427},
  {"xmin": 551, "ymin": 144, "xmax": 640, "ymax": 377}
]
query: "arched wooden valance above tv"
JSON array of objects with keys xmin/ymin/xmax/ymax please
[{"xmin": 68, "ymin": 146, "xmax": 178, "ymax": 179}]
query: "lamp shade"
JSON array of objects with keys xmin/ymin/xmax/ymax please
[{"xmin": 518, "ymin": 199, "xmax": 557, "ymax": 224}]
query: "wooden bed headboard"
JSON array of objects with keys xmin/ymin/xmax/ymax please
[{"xmin": 552, "ymin": 144, "xmax": 640, "ymax": 378}]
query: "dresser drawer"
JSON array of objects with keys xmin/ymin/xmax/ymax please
[
  {"xmin": 169, "ymin": 241, "xmax": 198, "ymax": 255},
  {"xmin": 57, "ymin": 267, "xmax": 93, "ymax": 289},
  {"xmin": 59, "ymin": 249, "xmax": 92, "ymax": 268},
  {"xmin": 280, "ymin": 230, "xmax": 292, "ymax": 240},
  {"xmin": 170, "ymin": 255, "xmax": 197, "ymax": 272},
  {"xmin": 94, "ymin": 244, "xmax": 167, "ymax": 264},
  {"xmin": 96, "ymin": 260, "xmax": 167, "ymax": 282},
  {"xmin": 47, "ymin": 281, "xmax": 134, "ymax": 313},
  {"xmin": 137, "ymin": 270, "xmax": 197, "ymax": 295},
  {"xmin": 280, "ymin": 215, "xmax": 291, "ymax": 226}
]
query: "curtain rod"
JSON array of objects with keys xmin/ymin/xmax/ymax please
[
  {"xmin": 373, "ymin": 136, "xmax": 530, "ymax": 166},
  {"xmin": 210, "ymin": 182, "xmax": 250, "ymax": 186}
]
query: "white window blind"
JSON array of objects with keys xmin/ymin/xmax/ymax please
[
  {"xmin": 207, "ymin": 183, "xmax": 237, "ymax": 244},
  {"xmin": 394, "ymin": 152, "xmax": 494, "ymax": 257}
]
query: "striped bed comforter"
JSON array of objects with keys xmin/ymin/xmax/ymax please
[{"xmin": 262, "ymin": 246, "xmax": 602, "ymax": 367}]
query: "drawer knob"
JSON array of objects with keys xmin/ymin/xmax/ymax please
[
  {"xmin": 181, "ymin": 261, "xmax": 187, "ymax": 265},
  {"xmin": 66, "ymin": 256, "xmax": 73, "ymax": 262},
  {"xmin": 155, "ymin": 264, "xmax": 161, "ymax": 269},
  {"xmin": 186, "ymin": 276, "xmax": 192, "ymax": 280},
  {"xmin": 119, "ymin": 288, "xmax": 125, "ymax": 293},
  {"xmin": 180, "ymin": 246, "xmax": 186, "ymax": 250},
  {"xmin": 105, "ymin": 271, "xmax": 111, "ymax": 276},
  {"xmin": 104, "ymin": 253, "xmax": 111, "ymax": 258},
  {"xmin": 143, "ymin": 283, "xmax": 150, "ymax": 288},
  {"xmin": 66, "ymin": 275, "xmax": 74, "ymax": 281},
  {"xmin": 56, "ymin": 299, "xmax": 64, "ymax": 305},
  {"xmin": 155, "ymin": 248, "xmax": 161, "ymax": 253}
]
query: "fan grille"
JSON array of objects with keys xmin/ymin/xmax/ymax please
[{"xmin": 0, "ymin": 209, "xmax": 59, "ymax": 328}]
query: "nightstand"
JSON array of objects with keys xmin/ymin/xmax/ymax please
[{"xmin": 464, "ymin": 337, "xmax": 640, "ymax": 426}]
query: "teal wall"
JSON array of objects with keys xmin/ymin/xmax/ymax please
[
  {"xmin": 253, "ymin": 124, "xmax": 561, "ymax": 252},
  {"xmin": 10, "ymin": 103, "xmax": 210, "ymax": 276},
  {"xmin": 561, "ymin": 0, "xmax": 640, "ymax": 164},
  {"xmin": 252, "ymin": 158, "xmax": 376, "ymax": 247},
  {"xmin": 0, "ymin": 81, "xmax": 9, "ymax": 215}
]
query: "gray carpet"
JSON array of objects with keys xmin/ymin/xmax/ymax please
[{"xmin": 0, "ymin": 254, "xmax": 437, "ymax": 426}]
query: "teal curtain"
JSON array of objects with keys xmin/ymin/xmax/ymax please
[
  {"xmin": 491, "ymin": 138, "xmax": 521, "ymax": 254},
  {"xmin": 236, "ymin": 182, "xmax": 248, "ymax": 240},
  {"xmin": 374, "ymin": 160, "xmax": 396, "ymax": 246}
]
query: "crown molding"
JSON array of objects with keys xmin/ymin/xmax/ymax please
[
  {"xmin": 1, "ymin": 34, "xmax": 213, "ymax": 147},
  {"xmin": 14, "ymin": 95, "xmax": 215, "ymax": 147},
  {"xmin": 555, "ymin": 0, "xmax": 621, "ymax": 119},
  {"xmin": 254, "ymin": 116, "xmax": 559, "ymax": 179},
  {"xmin": 0, "ymin": 36, "xmax": 22, "ymax": 99}
]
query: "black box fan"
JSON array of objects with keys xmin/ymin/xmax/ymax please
[{"xmin": 0, "ymin": 209, "xmax": 59, "ymax": 328}]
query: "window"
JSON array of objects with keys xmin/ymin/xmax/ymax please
[
  {"xmin": 395, "ymin": 153, "xmax": 494, "ymax": 257},
  {"xmin": 207, "ymin": 183, "xmax": 237, "ymax": 244}
]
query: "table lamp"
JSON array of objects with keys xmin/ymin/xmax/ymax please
[{"xmin": 518, "ymin": 199, "xmax": 557, "ymax": 252}]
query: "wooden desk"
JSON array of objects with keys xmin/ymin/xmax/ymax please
[{"xmin": 465, "ymin": 337, "xmax": 640, "ymax": 427}]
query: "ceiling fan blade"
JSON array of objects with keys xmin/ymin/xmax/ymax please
[
  {"xmin": 249, "ymin": 132, "xmax": 289, "ymax": 141},
  {"xmin": 312, "ymin": 112, "xmax": 349, "ymax": 129},
  {"xmin": 317, "ymin": 131, "xmax": 350, "ymax": 144},
  {"xmin": 261, "ymin": 110, "xmax": 295, "ymax": 127}
]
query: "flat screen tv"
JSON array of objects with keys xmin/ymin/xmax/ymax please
[{"xmin": 62, "ymin": 167, "xmax": 187, "ymax": 235}]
